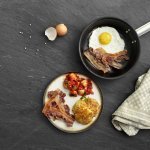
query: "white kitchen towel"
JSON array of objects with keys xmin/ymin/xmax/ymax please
[{"xmin": 112, "ymin": 69, "xmax": 150, "ymax": 136}]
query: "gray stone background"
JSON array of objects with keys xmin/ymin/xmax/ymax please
[{"xmin": 0, "ymin": 0, "xmax": 150, "ymax": 150}]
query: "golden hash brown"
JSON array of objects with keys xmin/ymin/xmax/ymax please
[{"xmin": 72, "ymin": 97, "xmax": 100, "ymax": 125}]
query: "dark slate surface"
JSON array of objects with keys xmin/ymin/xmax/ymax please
[{"xmin": 0, "ymin": 0, "xmax": 150, "ymax": 150}]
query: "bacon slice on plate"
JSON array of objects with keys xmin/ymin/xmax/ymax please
[{"xmin": 42, "ymin": 89, "xmax": 74, "ymax": 127}]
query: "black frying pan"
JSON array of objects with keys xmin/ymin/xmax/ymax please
[{"xmin": 79, "ymin": 17, "xmax": 150, "ymax": 79}]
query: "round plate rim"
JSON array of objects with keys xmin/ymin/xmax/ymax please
[{"xmin": 43, "ymin": 72, "xmax": 103, "ymax": 133}]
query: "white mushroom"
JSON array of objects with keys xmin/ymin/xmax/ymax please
[{"xmin": 45, "ymin": 27, "xmax": 57, "ymax": 41}]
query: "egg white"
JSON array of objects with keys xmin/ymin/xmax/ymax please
[{"xmin": 89, "ymin": 27, "xmax": 125, "ymax": 54}]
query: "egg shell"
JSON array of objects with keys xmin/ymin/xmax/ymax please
[{"xmin": 45, "ymin": 27, "xmax": 57, "ymax": 41}]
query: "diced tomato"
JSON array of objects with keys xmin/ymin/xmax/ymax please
[
  {"xmin": 70, "ymin": 90, "xmax": 77, "ymax": 96},
  {"xmin": 78, "ymin": 84, "xmax": 84, "ymax": 90},
  {"xmin": 86, "ymin": 88, "xmax": 93, "ymax": 95},
  {"xmin": 63, "ymin": 73, "xmax": 93, "ymax": 96},
  {"xmin": 69, "ymin": 73, "xmax": 78, "ymax": 80}
]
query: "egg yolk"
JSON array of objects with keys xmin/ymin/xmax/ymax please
[{"xmin": 99, "ymin": 32, "xmax": 112, "ymax": 45}]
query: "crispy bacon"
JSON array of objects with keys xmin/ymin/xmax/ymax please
[
  {"xmin": 42, "ymin": 89, "xmax": 74, "ymax": 127},
  {"xmin": 84, "ymin": 47, "xmax": 129, "ymax": 73}
]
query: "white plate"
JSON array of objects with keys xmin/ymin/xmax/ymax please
[{"xmin": 43, "ymin": 73, "xmax": 103, "ymax": 133}]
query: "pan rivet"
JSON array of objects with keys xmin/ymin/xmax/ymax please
[
  {"xmin": 126, "ymin": 29, "xmax": 130, "ymax": 33},
  {"xmin": 132, "ymin": 40, "xmax": 136, "ymax": 44}
]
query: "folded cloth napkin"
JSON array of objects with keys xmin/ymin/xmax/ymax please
[{"xmin": 112, "ymin": 69, "xmax": 150, "ymax": 136}]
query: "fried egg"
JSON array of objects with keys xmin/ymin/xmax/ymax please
[{"xmin": 89, "ymin": 27, "xmax": 125, "ymax": 54}]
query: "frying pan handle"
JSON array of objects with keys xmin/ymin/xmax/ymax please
[{"xmin": 136, "ymin": 22, "xmax": 150, "ymax": 37}]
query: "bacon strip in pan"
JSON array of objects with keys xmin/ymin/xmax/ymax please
[{"xmin": 84, "ymin": 47, "xmax": 129, "ymax": 73}]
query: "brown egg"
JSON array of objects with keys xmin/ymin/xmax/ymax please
[{"xmin": 55, "ymin": 24, "xmax": 68, "ymax": 36}]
